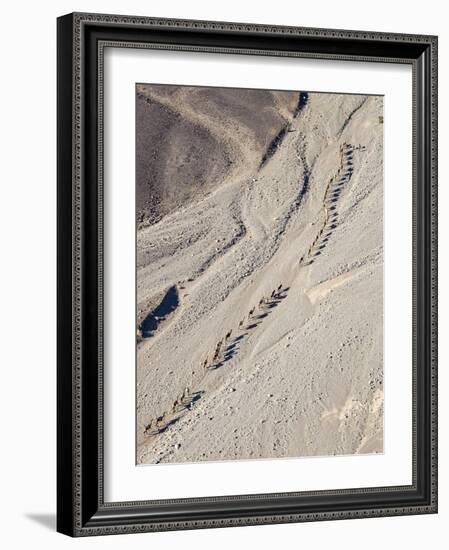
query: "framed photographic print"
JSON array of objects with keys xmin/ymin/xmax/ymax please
[{"xmin": 57, "ymin": 12, "xmax": 438, "ymax": 536}]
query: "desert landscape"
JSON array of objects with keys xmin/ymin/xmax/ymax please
[{"xmin": 135, "ymin": 84, "xmax": 383, "ymax": 465}]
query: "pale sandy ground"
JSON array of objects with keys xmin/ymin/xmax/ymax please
[{"xmin": 136, "ymin": 92, "xmax": 383, "ymax": 464}]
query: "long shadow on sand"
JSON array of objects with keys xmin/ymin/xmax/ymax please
[{"xmin": 139, "ymin": 285, "xmax": 179, "ymax": 338}]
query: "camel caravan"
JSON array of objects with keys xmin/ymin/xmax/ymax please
[
  {"xmin": 203, "ymin": 284, "xmax": 288, "ymax": 371},
  {"xmin": 299, "ymin": 142, "xmax": 359, "ymax": 266},
  {"xmin": 144, "ymin": 386, "xmax": 193, "ymax": 436},
  {"xmin": 143, "ymin": 284, "xmax": 289, "ymax": 438}
]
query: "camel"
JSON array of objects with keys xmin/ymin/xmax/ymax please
[
  {"xmin": 212, "ymin": 341, "xmax": 223, "ymax": 362},
  {"xmin": 156, "ymin": 413, "xmax": 166, "ymax": 430},
  {"xmin": 145, "ymin": 419, "xmax": 154, "ymax": 433},
  {"xmin": 181, "ymin": 387, "xmax": 190, "ymax": 402}
]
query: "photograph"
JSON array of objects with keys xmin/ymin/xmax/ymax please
[
  {"xmin": 135, "ymin": 83, "xmax": 384, "ymax": 465},
  {"xmin": 52, "ymin": 6, "xmax": 437, "ymax": 539}
]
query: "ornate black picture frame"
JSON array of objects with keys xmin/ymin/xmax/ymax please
[{"xmin": 57, "ymin": 12, "xmax": 438, "ymax": 536}]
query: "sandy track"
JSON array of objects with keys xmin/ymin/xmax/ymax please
[{"xmin": 136, "ymin": 92, "xmax": 383, "ymax": 464}]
